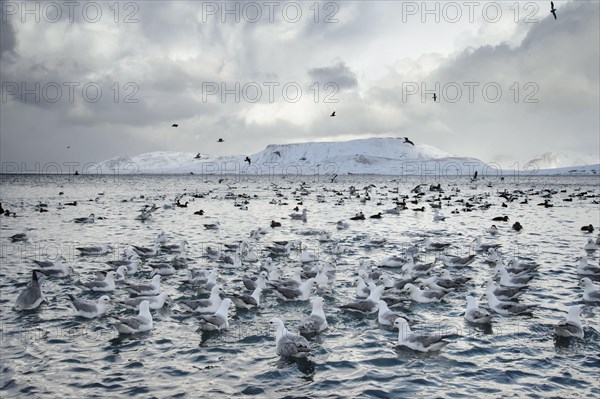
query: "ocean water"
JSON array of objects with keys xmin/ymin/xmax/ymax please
[{"xmin": 0, "ymin": 174, "xmax": 599, "ymax": 398}]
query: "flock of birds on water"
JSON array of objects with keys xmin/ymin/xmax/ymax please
[{"xmin": 3, "ymin": 171, "xmax": 599, "ymax": 359}]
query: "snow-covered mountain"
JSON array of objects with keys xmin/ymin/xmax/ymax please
[
  {"xmin": 526, "ymin": 152, "xmax": 599, "ymax": 169},
  {"xmin": 98, "ymin": 138, "xmax": 600, "ymax": 176}
]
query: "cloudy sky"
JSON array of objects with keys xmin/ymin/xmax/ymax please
[{"xmin": 1, "ymin": 0, "xmax": 598, "ymax": 168}]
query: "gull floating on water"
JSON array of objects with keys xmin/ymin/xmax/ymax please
[
  {"xmin": 269, "ymin": 318, "xmax": 311, "ymax": 357},
  {"xmin": 377, "ymin": 300, "xmax": 411, "ymax": 327},
  {"xmin": 340, "ymin": 284, "xmax": 385, "ymax": 313},
  {"xmin": 231, "ymin": 286, "xmax": 262, "ymax": 310},
  {"xmin": 82, "ymin": 271, "xmax": 116, "ymax": 292},
  {"xmin": 77, "ymin": 244, "xmax": 112, "ymax": 256},
  {"xmin": 200, "ymin": 298, "xmax": 233, "ymax": 331},
  {"xmin": 404, "ymin": 283, "xmax": 446, "ymax": 303},
  {"xmin": 485, "ymin": 291, "xmax": 534, "ymax": 315},
  {"xmin": 68, "ymin": 294, "xmax": 110, "ymax": 318},
  {"xmin": 116, "ymin": 300, "xmax": 153, "ymax": 334},
  {"xmin": 180, "ymin": 284, "xmax": 223, "ymax": 313},
  {"xmin": 123, "ymin": 292, "xmax": 169, "ymax": 310},
  {"xmin": 464, "ymin": 295, "xmax": 492, "ymax": 324},
  {"xmin": 580, "ymin": 277, "xmax": 600, "ymax": 302},
  {"xmin": 74, "ymin": 213, "xmax": 95, "ymax": 224},
  {"xmin": 270, "ymin": 278, "xmax": 316, "ymax": 301},
  {"xmin": 577, "ymin": 255, "xmax": 600, "ymax": 277},
  {"xmin": 298, "ymin": 296, "xmax": 328, "ymax": 334},
  {"xmin": 555, "ymin": 305, "xmax": 583, "ymax": 339},
  {"xmin": 126, "ymin": 274, "xmax": 161, "ymax": 296},
  {"xmin": 15, "ymin": 271, "xmax": 45, "ymax": 310},
  {"xmin": 393, "ymin": 318, "xmax": 451, "ymax": 352}
]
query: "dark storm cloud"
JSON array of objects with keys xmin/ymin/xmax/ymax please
[{"xmin": 308, "ymin": 62, "xmax": 358, "ymax": 90}]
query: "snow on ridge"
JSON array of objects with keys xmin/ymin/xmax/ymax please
[{"xmin": 96, "ymin": 138, "xmax": 599, "ymax": 176}]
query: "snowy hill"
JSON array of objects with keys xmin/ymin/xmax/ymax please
[
  {"xmin": 98, "ymin": 138, "xmax": 600, "ymax": 176},
  {"xmin": 526, "ymin": 152, "xmax": 599, "ymax": 169}
]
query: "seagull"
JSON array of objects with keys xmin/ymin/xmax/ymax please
[
  {"xmin": 180, "ymin": 285, "xmax": 223, "ymax": 313},
  {"xmin": 200, "ymin": 298, "xmax": 233, "ymax": 331},
  {"xmin": 74, "ymin": 213, "xmax": 95, "ymax": 224},
  {"xmin": 377, "ymin": 300, "xmax": 411, "ymax": 327},
  {"xmin": 76, "ymin": 244, "xmax": 112, "ymax": 256},
  {"xmin": 33, "ymin": 255, "xmax": 65, "ymax": 269},
  {"xmin": 486, "ymin": 225, "xmax": 499, "ymax": 235},
  {"xmin": 336, "ymin": 220, "xmax": 349, "ymax": 230},
  {"xmin": 393, "ymin": 318, "xmax": 451, "ymax": 352},
  {"xmin": 132, "ymin": 242, "xmax": 160, "ymax": 257},
  {"xmin": 432, "ymin": 93, "xmax": 438, "ymax": 102},
  {"xmin": 583, "ymin": 238, "xmax": 598, "ymax": 252},
  {"xmin": 440, "ymin": 254, "xmax": 476, "ymax": 267},
  {"xmin": 423, "ymin": 237, "xmax": 450, "ymax": 251},
  {"xmin": 82, "ymin": 271, "xmax": 116, "ymax": 292},
  {"xmin": 126, "ymin": 275, "xmax": 162, "ymax": 296},
  {"xmin": 474, "ymin": 237, "xmax": 500, "ymax": 253},
  {"xmin": 580, "ymin": 278, "xmax": 600, "ymax": 302},
  {"xmin": 116, "ymin": 300, "xmax": 153, "ymax": 334},
  {"xmin": 122, "ymin": 292, "xmax": 169, "ymax": 310},
  {"xmin": 270, "ymin": 278, "xmax": 316, "ymax": 301},
  {"xmin": 555, "ymin": 305, "xmax": 583, "ymax": 339},
  {"xmin": 245, "ymin": 156, "xmax": 251, "ymax": 165},
  {"xmin": 10, "ymin": 230, "xmax": 29, "ymax": 242},
  {"xmin": 269, "ymin": 318, "xmax": 311, "ymax": 358},
  {"xmin": 485, "ymin": 291, "xmax": 534, "ymax": 315},
  {"xmin": 298, "ymin": 296, "xmax": 328, "ymax": 334},
  {"xmin": 217, "ymin": 138, "xmax": 224, "ymax": 142},
  {"xmin": 550, "ymin": 1, "xmax": 557, "ymax": 20},
  {"xmin": 404, "ymin": 283, "xmax": 446, "ymax": 303},
  {"xmin": 485, "ymin": 278, "xmax": 525, "ymax": 301},
  {"xmin": 495, "ymin": 265, "xmax": 534, "ymax": 287},
  {"xmin": 160, "ymin": 240, "xmax": 187, "ymax": 254},
  {"xmin": 242, "ymin": 271, "xmax": 268, "ymax": 291},
  {"xmin": 68, "ymin": 295, "xmax": 110, "ymax": 318},
  {"xmin": 289, "ymin": 208, "xmax": 308, "ymax": 221},
  {"xmin": 172, "ymin": 123, "xmax": 178, "ymax": 127},
  {"xmin": 203, "ymin": 222, "xmax": 220, "ymax": 230},
  {"xmin": 577, "ymin": 255, "xmax": 600, "ymax": 277},
  {"xmin": 379, "ymin": 275, "xmax": 414, "ymax": 290},
  {"xmin": 231, "ymin": 287, "xmax": 262, "ymax": 310},
  {"xmin": 34, "ymin": 262, "xmax": 73, "ymax": 278},
  {"xmin": 403, "ymin": 137, "xmax": 414, "ymax": 146},
  {"xmin": 464, "ymin": 295, "xmax": 492, "ymax": 324},
  {"xmin": 15, "ymin": 271, "xmax": 45, "ymax": 310},
  {"xmin": 330, "ymin": 111, "xmax": 336, "ymax": 117},
  {"xmin": 340, "ymin": 284, "xmax": 385, "ymax": 313}
]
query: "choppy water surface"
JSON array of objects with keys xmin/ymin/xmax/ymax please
[{"xmin": 1, "ymin": 174, "xmax": 599, "ymax": 398}]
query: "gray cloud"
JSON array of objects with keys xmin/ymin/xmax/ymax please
[
  {"xmin": 308, "ymin": 61, "xmax": 358, "ymax": 90},
  {"xmin": 0, "ymin": 0, "xmax": 598, "ymax": 168}
]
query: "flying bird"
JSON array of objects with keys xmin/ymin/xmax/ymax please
[
  {"xmin": 403, "ymin": 137, "xmax": 414, "ymax": 146},
  {"xmin": 217, "ymin": 138, "xmax": 224, "ymax": 142},
  {"xmin": 66, "ymin": 146, "xmax": 71, "ymax": 149},
  {"xmin": 330, "ymin": 111, "xmax": 336, "ymax": 117},
  {"xmin": 245, "ymin": 157, "xmax": 251, "ymax": 165},
  {"xmin": 331, "ymin": 174, "xmax": 338, "ymax": 183},
  {"xmin": 433, "ymin": 93, "xmax": 438, "ymax": 102},
  {"xmin": 550, "ymin": 1, "xmax": 557, "ymax": 19},
  {"xmin": 172, "ymin": 124, "xmax": 178, "ymax": 127}
]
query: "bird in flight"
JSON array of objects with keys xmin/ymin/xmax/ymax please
[
  {"xmin": 172, "ymin": 124, "xmax": 178, "ymax": 127},
  {"xmin": 66, "ymin": 146, "xmax": 71, "ymax": 149},
  {"xmin": 403, "ymin": 137, "xmax": 415, "ymax": 146},
  {"xmin": 217, "ymin": 138, "xmax": 224, "ymax": 143},
  {"xmin": 245, "ymin": 157, "xmax": 251, "ymax": 165},
  {"xmin": 433, "ymin": 93, "xmax": 438, "ymax": 102},
  {"xmin": 550, "ymin": 1, "xmax": 557, "ymax": 19},
  {"xmin": 331, "ymin": 174, "xmax": 338, "ymax": 183},
  {"xmin": 330, "ymin": 111, "xmax": 336, "ymax": 117}
]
